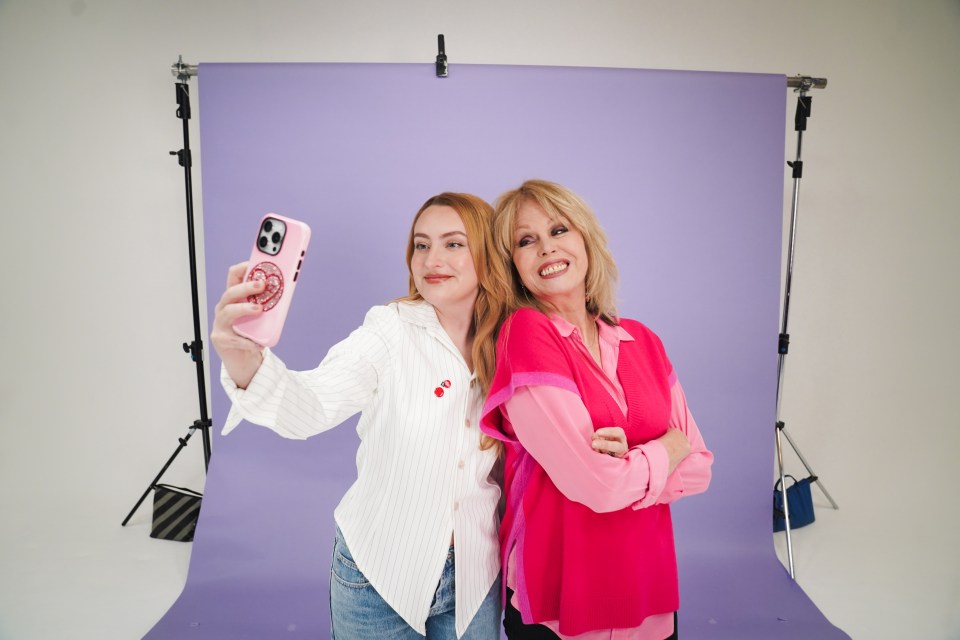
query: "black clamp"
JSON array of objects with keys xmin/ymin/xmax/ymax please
[
  {"xmin": 436, "ymin": 34, "xmax": 448, "ymax": 78},
  {"xmin": 182, "ymin": 339, "xmax": 203, "ymax": 362},
  {"xmin": 175, "ymin": 82, "xmax": 191, "ymax": 121},
  {"xmin": 786, "ymin": 95, "xmax": 812, "ymax": 178},
  {"xmin": 794, "ymin": 95, "xmax": 812, "ymax": 132},
  {"xmin": 778, "ymin": 332, "xmax": 790, "ymax": 355},
  {"xmin": 170, "ymin": 148, "xmax": 192, "ymax": 168}
]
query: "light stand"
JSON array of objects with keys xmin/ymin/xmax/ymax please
[
  {"xmin": 122, "ymin": 57, "xmax": 210, "ymax": 528},
  {"xmin": 775, "ymin": 76, "xmax": 837, "ymax": 578}
]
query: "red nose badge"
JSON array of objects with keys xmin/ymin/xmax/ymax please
[{"xmin": 434, "ymin": 380, "xmax": 452, "ymax": 397}]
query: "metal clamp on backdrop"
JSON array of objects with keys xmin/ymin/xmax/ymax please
[
  {"xmin": 436, "ymin": 34, "xmax": 448, "ymax": 78},
  {"xmin": 787, "ymin": 75, "xmax": 827, "ymax": 92},
  {"xmin": 172, "ymin": 55, "xmax": 198, "ymax": 82}
]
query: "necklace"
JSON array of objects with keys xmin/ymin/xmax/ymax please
[
  {"xmin": 586, "ymin": 321, "xmax": 602, "ymax": 367},
  {"xmin": 582, "ymin": 319, "xmax": 600, "ymax": 354}
]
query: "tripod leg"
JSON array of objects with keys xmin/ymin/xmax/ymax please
[
  {"xmin": 781, "ymin": 427, "xmax": 839, "ymax": 509},
  {"xmin": 776, "ymin": 423, "xmax": 796, "ymax": 578},
  {"xmin": 121, "ymin": 429, "xmax": 194, "ymax": 526}
]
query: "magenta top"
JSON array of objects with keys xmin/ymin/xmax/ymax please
[{"xmin": 482, "ymin": 308, "xmax": 713, "ymax": 637}]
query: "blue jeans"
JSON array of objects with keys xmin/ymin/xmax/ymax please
[{"xmin": 330, "ymin": 528, "xmax": 502, "ymax": 639}]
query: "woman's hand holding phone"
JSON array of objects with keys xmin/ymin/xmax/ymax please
[
  {"xmin": 211, "ymin": 213, "xmax": 311, "ymax": 389},
  {"xmin": 210, "ymin": 262, "xmax": 267, "ymax": 390}
]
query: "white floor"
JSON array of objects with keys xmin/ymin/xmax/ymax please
[{"xmin": 0, "ymin": 479, "xmax": 956, "ymax": 640}]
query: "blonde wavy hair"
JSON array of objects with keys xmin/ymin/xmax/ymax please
[
  {"xmin": 492, "ymin": 179, "xmax": 620, "ymax": 325},
  {"xmin": 399, "ymin": 193, "xmax": 512, "ymax": 451}
]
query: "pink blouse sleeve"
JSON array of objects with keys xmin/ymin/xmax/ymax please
[
  {"xmin": 502, "ymin": 385, "xmax": 673, "ymax": 513},
  {"xmin": 654, "ymin": 380, "xmax": 713, "ymax": 505}
]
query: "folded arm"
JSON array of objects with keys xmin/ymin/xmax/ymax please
[{"xmin": 503, "ymin": 380, "xmax": 711, "ymax": 511}]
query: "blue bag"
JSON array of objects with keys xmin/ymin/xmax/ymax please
[{"xmin": 773, "ymin": 475, "xmax": 816, "ymax": 532}]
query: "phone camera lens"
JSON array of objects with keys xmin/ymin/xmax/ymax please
[
  {"xmin": 258, "ymin": 236, "xmax": 268, "ymax": 248},
  {"xmin": 272, "ymin": 232, "xmax": 281, "ymax": 243},
  {"xmin": 264, "ymin": 220, "xmax": 273, "ymax": 232}
]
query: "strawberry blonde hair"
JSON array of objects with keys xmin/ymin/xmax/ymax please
[{"xmin": 400, "ymin": 193, "xmax": 513, "ymax": 451}]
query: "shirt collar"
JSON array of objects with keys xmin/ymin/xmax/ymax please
[
  {"xmin": 396, "ymin": 299, "xmax": 443, "ymax": 330},
  {"xmin": 397, "ymin": 299, "xmax": 475, "ymax": 378},
  {"xmin": 547, "ymin": 313, "xmax": 635, "ymax": 345}
]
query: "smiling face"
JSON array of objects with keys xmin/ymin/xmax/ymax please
[
  {"xmin": 512, "ymin": 198, "xmax": 589, "ymax": 312},
  {"xmin": 410, "ymin": 204, "xmax": 480, "ymax": 313}
]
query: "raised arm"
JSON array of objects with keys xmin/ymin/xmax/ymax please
[{"xmin": 213, "ymin": 263, "xmax": 393, "ymax": 439}]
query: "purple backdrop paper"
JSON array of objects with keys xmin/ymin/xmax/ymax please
[{"xmin": 145, "ymin": 63, "xmax": 848, "ymax": 639}]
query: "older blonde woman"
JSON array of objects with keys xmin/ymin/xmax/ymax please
[{"xmin": 481, "ymin": 180, "xmax": 714, "ymax": 640}]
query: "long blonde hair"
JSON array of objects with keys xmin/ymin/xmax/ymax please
[
  {"xmin": 492, "ymin": 179, "xmax": 620, "ymax": 324},
  {"xmin": 399, "ymin": 193, "xmax": 512, "ymax": 450}
]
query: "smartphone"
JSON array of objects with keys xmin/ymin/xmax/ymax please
[{"xmin": 232, "ymin": 213, "xmax": 311, "ymax": 348}]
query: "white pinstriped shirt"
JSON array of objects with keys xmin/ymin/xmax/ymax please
[{"xmin": 220, "ymin": 300, "xmax": 501, "ymax": 637}]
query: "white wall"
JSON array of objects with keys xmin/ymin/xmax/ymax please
[{"xmin": 1, "ymin": 1, "xmax": 958, "ymax": 638}]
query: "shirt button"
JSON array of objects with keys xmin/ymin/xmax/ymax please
[
  {"xmin": 453, "ymin": 501, "xmax": 460, "ymax": 511},
  {"xmin": 464, "ymin": 418, "xmax": 471, "ymax": 427},
  {"xmin": 457, "ymin": 460, "xmax": 465, "ymax": 469}
]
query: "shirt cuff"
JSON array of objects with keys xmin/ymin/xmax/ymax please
[
  {"xmin": 630, "ymin": 439, "xmax": 670, "ymax": 509},
  {"xmin": 219, "ymin": 348, "xmax": 282, "ymax": 435}
]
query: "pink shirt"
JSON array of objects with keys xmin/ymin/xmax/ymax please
[{"xmin": 502, "ymin": 315, "xmax": 712, "ymax": 640}]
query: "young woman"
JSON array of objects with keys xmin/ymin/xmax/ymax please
[
  {"xmin": 210, "ymin": 193, "xmax": 511, "ymax": 639},
  {"xmin": 481, "ymin": 180, "xmax": 714, "ymax": 640}
]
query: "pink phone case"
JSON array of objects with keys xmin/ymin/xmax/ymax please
[{"xmin": 232, "ymin": 213, "xmax": 311, "ymax": 348}]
